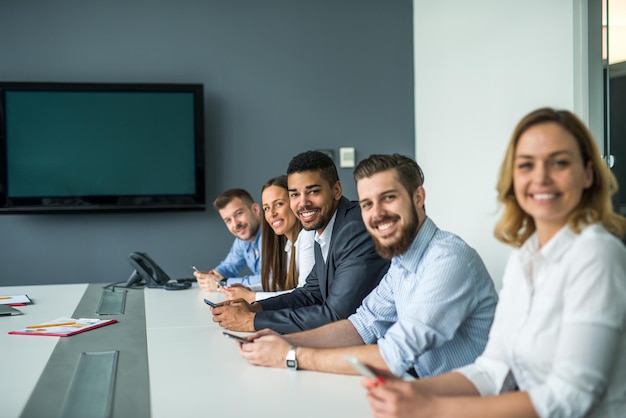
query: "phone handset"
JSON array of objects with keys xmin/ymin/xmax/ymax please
[{"xmin": 126, "ymin": 252, "xmax": 172, "ymax": 287}]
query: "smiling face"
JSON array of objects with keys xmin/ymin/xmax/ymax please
[
  {"xmin": 262, "ymin": 185, "xmax": 298, "ymax": 243},
  {"xmin": 287, "ymin": 170, "xmax": 342, "ymax": 235},
  {"xmin": 513, "ymin": 122, "xmax": 593, "ymax": 245},
  {"xmin": 357, "ymin": 169, "xmax": 424, "ymax": 259},
  {"xmin": 218, "ymin": 197, "xmax": 261, "ymax": 242}
]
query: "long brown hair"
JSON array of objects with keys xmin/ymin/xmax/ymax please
[
  {"xmin": 260, "ymin": 176, "xmax": 303, "ymax": 291},
  {"xmin": 494, "ymin": 107, "xmax": 626, "ymax": 247}
]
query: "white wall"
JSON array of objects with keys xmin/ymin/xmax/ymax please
[{"xmin": 413, "ymin": 0, "xmax": 583, "ymax": 290}]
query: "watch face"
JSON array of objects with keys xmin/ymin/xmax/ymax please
[{"xmin": 286, "ymin": 359, "xmax": 297, "ymax": 368}]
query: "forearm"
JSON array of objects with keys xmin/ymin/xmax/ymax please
[
  {"xmin": 368, "ymin": 378, "xmax": 538, "ymax": 418},
  {"xmin": 414, "ymin": 371, "xmax": 481, "ymax": 396},
  {"xmin": 432, "ymin": 390, "xmax": 538, "ymax": 418},
  {"xmin": 297, "ymin": 344, "xmax": 389, "ymax": 376},
  {"xmin": 284, "ymin": 320, "xmax": 364, "ymax": 348},
  {"xmin": 279, "ymin": 320, "xmax": 387, "ymax": 376}
]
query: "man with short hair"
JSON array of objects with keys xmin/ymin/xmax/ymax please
[
  {"xmin": 211, "ymin": 151, "xmax": 390, "ymax": 333},
  {"xmin": 194, "ymin": 188, "xmax": 263, "ymax": 291},
  {"xmin": 237, "ymin": 154, "xmax": 498, "ymax": 379}
]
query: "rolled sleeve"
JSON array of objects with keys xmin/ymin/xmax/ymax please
[
  {"xmin": 456, "ymin": 356, "xmax": 516, "ymax": 396},
  {"xmin": 528, "ymin": 324, "xmax": 621, "ymax": 418},
  {"xmin": 349, "ymin": 272, "xmax": 396, "ymax": 345}
]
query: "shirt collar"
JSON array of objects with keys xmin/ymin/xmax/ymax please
[
  {"xmin": 314, "ymin": 210, "xmax": 338, "ymax": 247},
  {"xmin": 284, "ymin": 237, "xmax": 294, "ymax": 253},
  {"xmin": 519, "ymin": 225, "xmax": 577, "ymax": 264},
  {"xmin": 393, "ymin": 217, "xmax": 436, "ymax": 272},
  {"xmin": 244, "ymin": 230, "xmax": 262, "ymax": 251},
  {"xmin": 314, "ymin": 211, "xmax": 338, "ymax": 263}
]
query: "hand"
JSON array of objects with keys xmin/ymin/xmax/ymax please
[
  {"xmin": 239, "ymin": 334, "xmax": 292, "ymax": 368},
  {"xmin": 194, "ymin": 270, "xmax": 222, "ymax": 292},
  {"xmin": 209, "ymin": 269, "xmax": 224, "ymax": 280},
  {"xmin": 211, "ymin": 299, "xmax": 256, "ymax": 331},
  {"xmin": 364, "ymin": 379, "xmax": 436, "ymax": 418},
  {"xmin": 220, "ymin": 283, "xmax": 256, "ymax": 303}
]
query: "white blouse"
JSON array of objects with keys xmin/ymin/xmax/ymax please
[
  {"xmin": 457, "ymin": 224, "xmax": 626, "ymax": 418},
  {"xmin": 254, "ymin": 229, "xmax": 316, "ymax": 301}
]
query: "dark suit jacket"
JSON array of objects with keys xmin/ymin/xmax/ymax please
[{"xmin": 254, "ymin": 196, "xmax": 390, "ymax": 333}]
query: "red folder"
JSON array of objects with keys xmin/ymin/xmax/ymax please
[{"xmin": 8, "ymin": 317, "xmax": 117, "ymax": 337}]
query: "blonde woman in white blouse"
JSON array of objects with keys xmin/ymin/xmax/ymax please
[
  {"xmin": 221, "ymin": 175, "xmax": 315, "ymax": 303},
  {"xmin": 363, "ymin": 108, "xmax": 626, "ymax": 418}
]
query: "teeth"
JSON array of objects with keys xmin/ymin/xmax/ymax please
[
  {"xmin": 377, "ymin": 221, "xmax": 394, "ymax": 231},
  {"xmin": 301, "ymin": 211, "xmax": 315, "ymax": 217},
  {"xmin": 272, "ymin": 220, "xmax": 282, "ymax": 227},
  {"xmin": 533, "ymin": 193, "xmax": 555, "ymax": 200}
]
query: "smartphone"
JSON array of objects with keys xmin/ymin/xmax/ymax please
[
  {"xmin": 344, "ymin": 355, "xmax": 385, "ymax": 384},
  {"xmin": 222, "ymin": 331, "xmax": 252, "ymax": 344},
  {"xmin": 203, "ymin": 298, "xmax": 218, "ymax": 308}
]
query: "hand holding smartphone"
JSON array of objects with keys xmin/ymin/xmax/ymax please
[
  {"xmin": 204, "ymin": 298, "xmax": 218, "ymax": 308},
  {"xmin": 344, "ymin": 355, "xmax": 385, "ymax": 385},
  {"xmin": 194, "ymin": 266, "xmax": 224, "ymax": 289},
  {"xmin": 222, "ymin": 331, "xmax": 252, "ymax": 344}
]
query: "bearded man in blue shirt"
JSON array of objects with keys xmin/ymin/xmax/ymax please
[
  {"xmin": 237, "ymin": 154, "xmax": 498, "ymax": 379},
  {"xmin": 194, "ymin": 188, "xmax": 262, "ymax": 291}
]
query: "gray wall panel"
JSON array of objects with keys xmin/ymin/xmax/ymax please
[{"xmin": 0, "ymin": 0, "xmax": 414, "ymax": 285}]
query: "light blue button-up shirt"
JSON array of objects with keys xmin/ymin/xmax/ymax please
[
  {"xmin": 214, "ymin": 232, "xmax": 261, "ymax": 288},
  {"xmin": 349, "ymin": 217, "xmax": 498, "ymax": 378}
]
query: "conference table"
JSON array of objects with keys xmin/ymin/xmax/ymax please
[{"xmin": 0, "ymin": 283, "xmax": 372, "ymax": 418}]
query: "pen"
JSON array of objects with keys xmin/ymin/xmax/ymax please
[
  {"xmin": 192, "ymin": 265, "xmax": 200, "ymax": 272},
  {"xmin": 26, "ymin": 321, "xmax": 76, "ymax": 329},
  {"xmin": 0, "ymin": 297, "xmax": 11, "ymax": 300}
]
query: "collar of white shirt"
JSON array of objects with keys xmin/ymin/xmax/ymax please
[
  {"xmin": 314, "ymin": 210, "xmax": 338, "ymax": 263},
  {"xmin": 520, "ymin": 225, "xmax": 576, "ymax": 264}
]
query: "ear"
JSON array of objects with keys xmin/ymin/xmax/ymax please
[
  {"xmin": 583, "ymin": 161, "xmax": 594, "ymax": 189},
  {"xmin": 251, "ymin": 202, "xmax": 261, "ymax": 216},
  {"xmin": 332, "ymin": 180, "xmax": 343, "ymax": 201},
  {"xmin": 413, "ymin": 186, "xmax": 425, "ymax": 209}
]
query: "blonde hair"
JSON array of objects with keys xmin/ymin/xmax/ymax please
[{"xmin": 494, "ymin": 107, "xmax": 626, "ymax": 247}]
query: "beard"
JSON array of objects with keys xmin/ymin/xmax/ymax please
[
  {"xmin": 299, "ymin": 207, "xmax": 329, "ymax": 232},
  {"xmin": 235, "ymin": 220, "xmax": 259, "ymax": 241},
  {"xmin": 370, "ymin": 204, "xmax": 421, "ymax": 260}
]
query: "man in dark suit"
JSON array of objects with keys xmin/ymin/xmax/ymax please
[{"xmin": 211, "ymin": 151, "xmax": 389, "ymax": 333}]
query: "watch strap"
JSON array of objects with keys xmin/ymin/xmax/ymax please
[{"xmin": 285, "ymin": 345, "xmax": 298, "ymax": 370}]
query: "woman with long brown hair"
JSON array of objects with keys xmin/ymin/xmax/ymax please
[{"xmin": 221, "ymin": 175, "xmax": 315, "ymax": 303}]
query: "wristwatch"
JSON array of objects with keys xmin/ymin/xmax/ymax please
[{"xmin": 285, "ymin": 346, "xmax": 298, "ymax": 370}]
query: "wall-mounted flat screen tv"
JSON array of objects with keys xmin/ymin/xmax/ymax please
[{"xmin": 0, "ymin": 82, "xmax": 205, "ymax": 214}]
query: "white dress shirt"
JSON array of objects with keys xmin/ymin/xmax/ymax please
[
  {"xmin": 457, "ymin": 224, "xmax": 626, "ymax": 418},
  {"xmin": 314, "ymin": 211, "xmax": 337, "ymax": 263},
  {"xmin": 254, "ymin": 230, "xmax": 316, "ymax": 301}
]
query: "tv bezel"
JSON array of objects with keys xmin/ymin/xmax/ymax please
[{"xmin": 0, "ymin": 81, "xmax": 206, "ymax": 214}]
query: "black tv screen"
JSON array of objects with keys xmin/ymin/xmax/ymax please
[{"xmin": 0, "ymin": 82, "xmax": 205, "ymax": 213}]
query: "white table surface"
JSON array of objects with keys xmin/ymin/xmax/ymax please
[
  {"xmin": 0, "ymin": 283, "xmax": 88, "ymax": 418},
  {"xmin": 0, "ymin": 284, "xmax": 373, "ymax": 417},
  {"xmin": 144, "ymin": 286, "xmax": 373, "ymax": 417}
]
